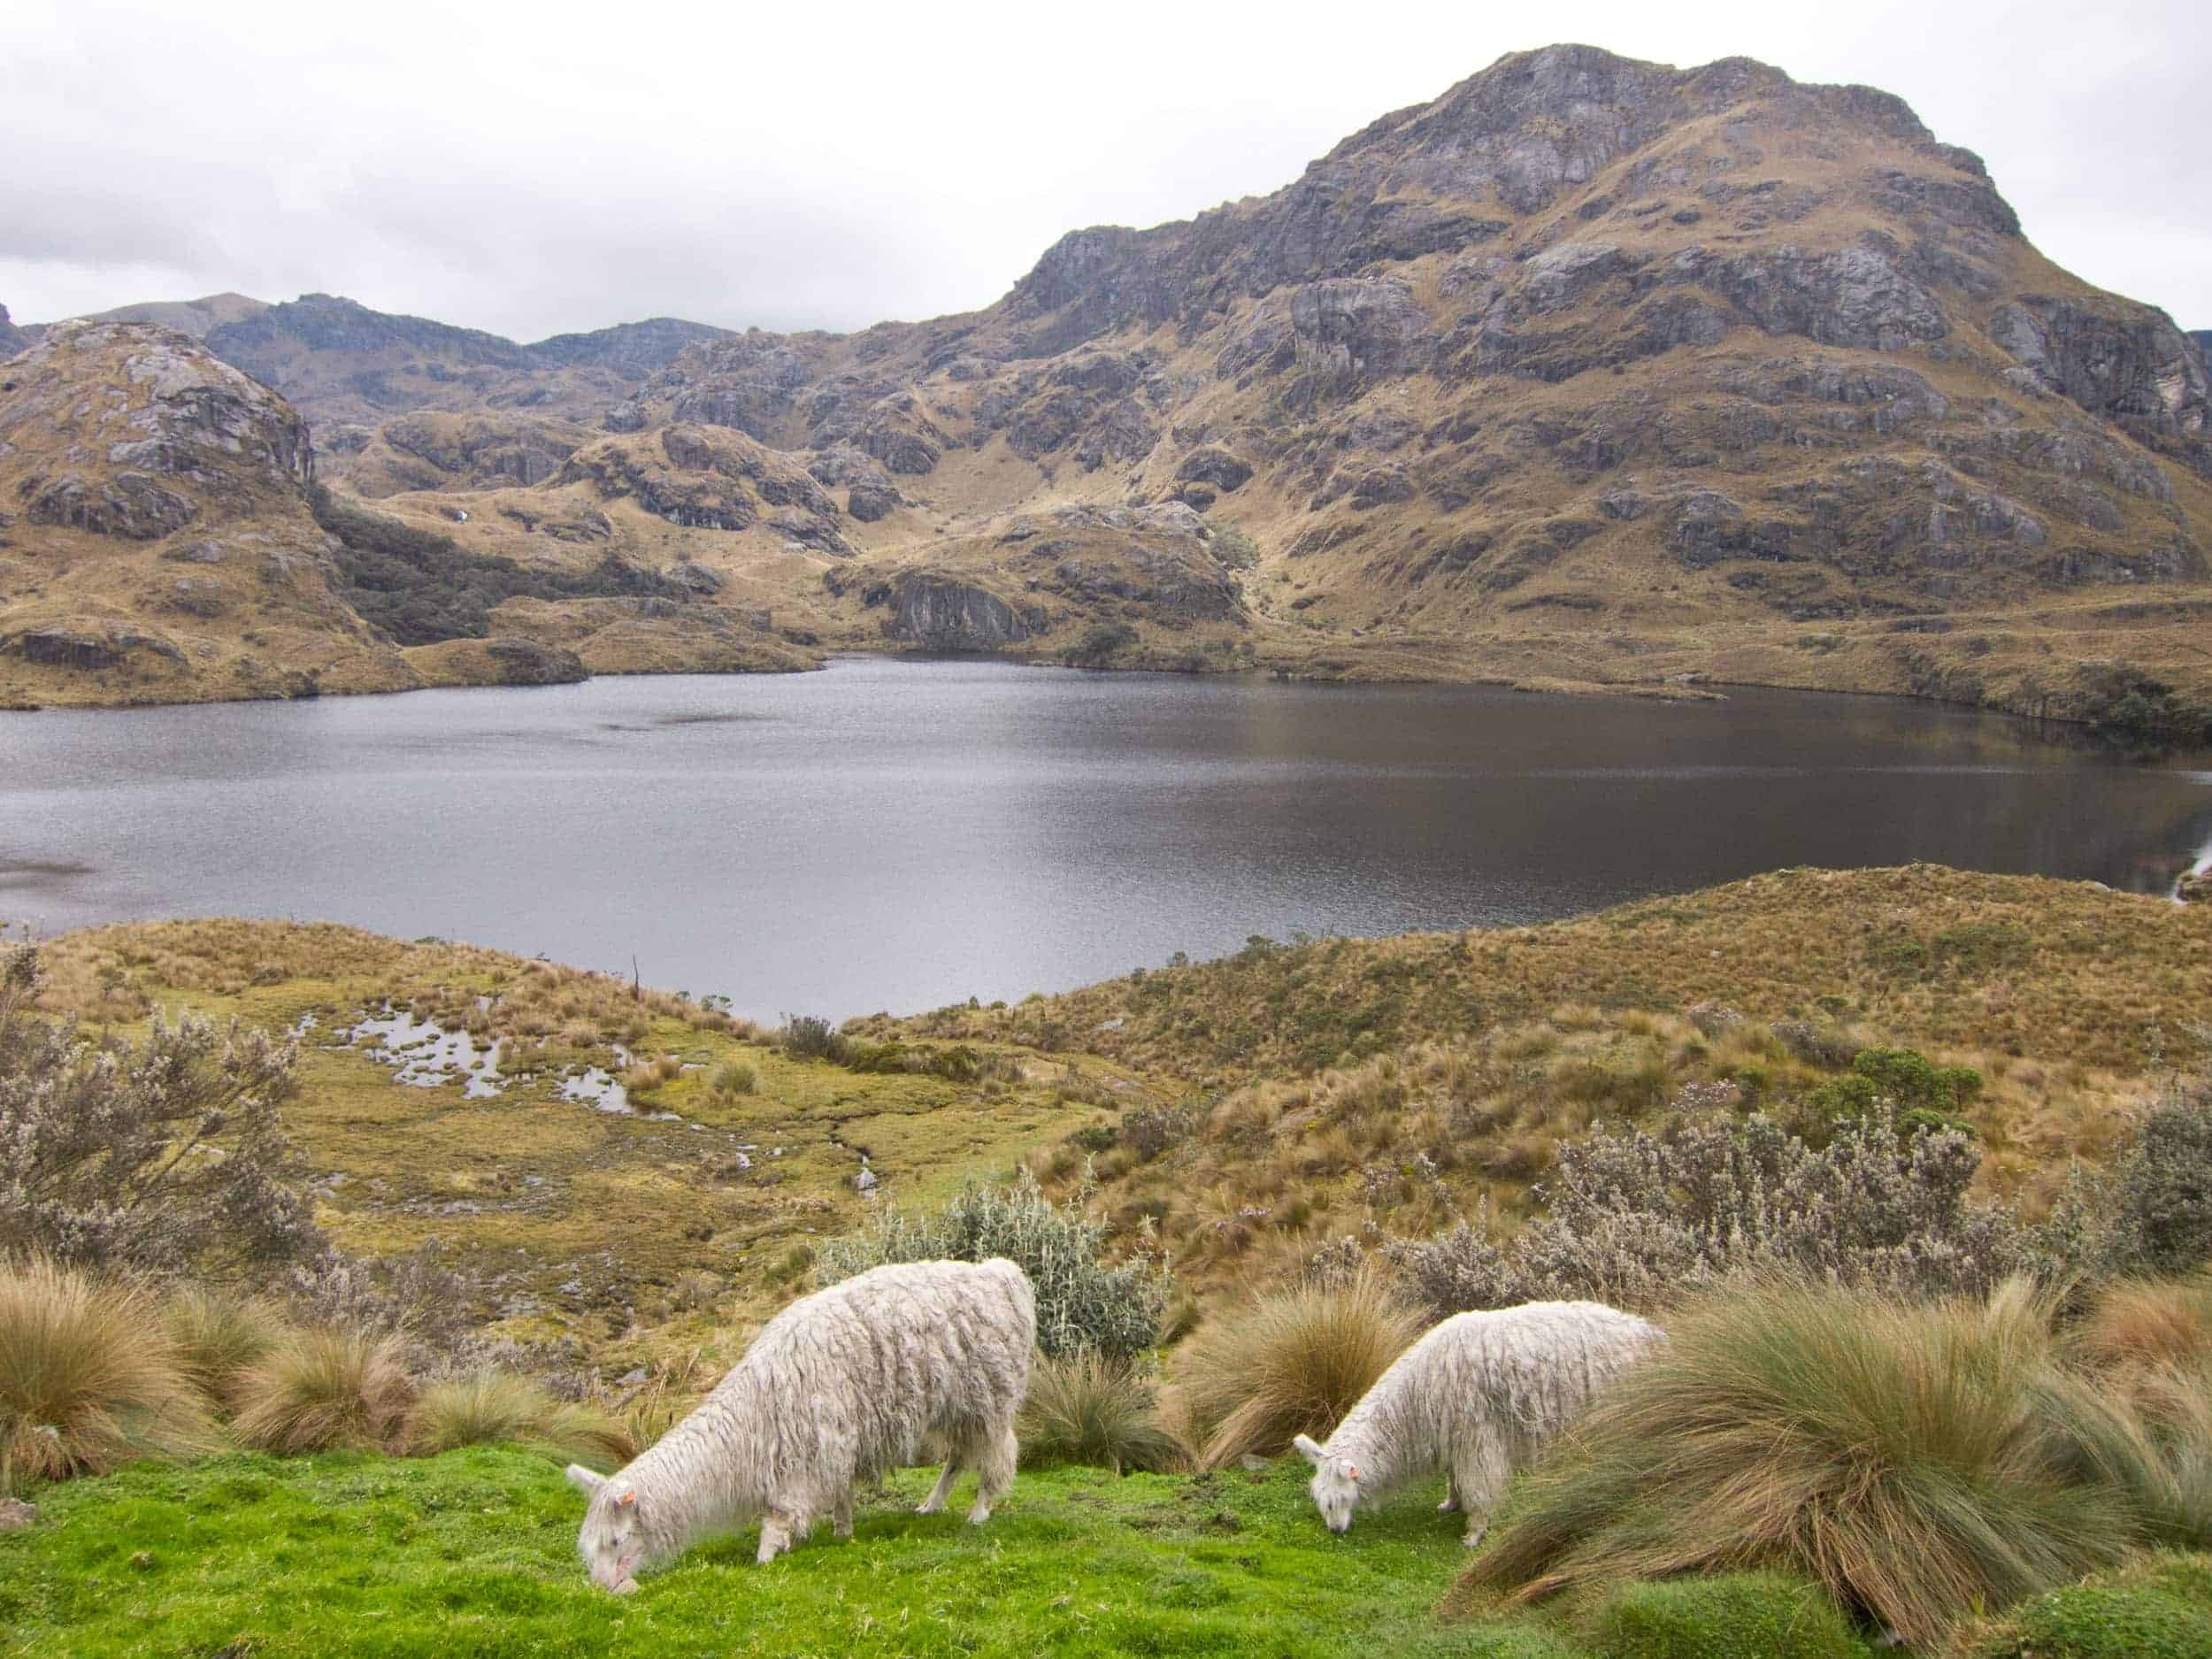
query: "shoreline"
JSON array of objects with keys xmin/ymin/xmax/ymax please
[{"xmin": 0, "ymin": 637, "xmax": 2189, "ymax": 756}]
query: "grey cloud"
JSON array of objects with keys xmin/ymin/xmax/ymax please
[{"xmin": 4, "ymin": 0, "xmax": 2208, "ymax": 338}]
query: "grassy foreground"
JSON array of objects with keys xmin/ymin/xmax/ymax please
[{"xmin": 0, "ymin": 1450, "xmax": 1578, "ymax": 1659}]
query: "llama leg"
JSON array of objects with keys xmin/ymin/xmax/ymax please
[
  {"xmin": 966, "ymin": 1425, "xmax": 1018, "ymax": 1526},
  {"xmin": 1438, "ymin": 1482, "xmax": 1462, "ymax": 1515},
  {"xmin": 1453, "ymin": 1432, "xmax": 1511, "ymax": 1548},
  {"xmin": 917, "ymin": 1455, "xmax": 963, "ymax": 1515},
  {"xmin": 833, "ymin": 1494, "xmax": 854, "ymax": 1541},
  {"xmin": 757, "ymin": 1512, "xmax": 795, "ymax": 1563}
]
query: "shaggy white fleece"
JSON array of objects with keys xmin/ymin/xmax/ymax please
[
  {"xmin": 570, "ymin": 1257, "xmax": 1035, "ymax": 1588},
  {"xmin": 1296, "ymin": 1299, "xmax": 1662, "ymax": 1544}
]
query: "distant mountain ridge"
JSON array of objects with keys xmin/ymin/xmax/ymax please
[
  {"xmin": 4, "ymin": 43, "xmax": 2210, "ymax": 725},
  {"xmin": 3, "ymin": 292, "xmax": 736, "ymax": 431}
]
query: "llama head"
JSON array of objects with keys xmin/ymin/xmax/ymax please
[
  {"xmin": 1293, "ymin": 1433, "xmax": 1361, "ymax": 1533},
  {"xmin": 567, "ymin": 1464, "xmax": 646, "ymax": 1594}
]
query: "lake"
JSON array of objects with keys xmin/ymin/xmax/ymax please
[{"xmin": 4, "ymin": 657, "xmax": 2208, "ymax": 1019}]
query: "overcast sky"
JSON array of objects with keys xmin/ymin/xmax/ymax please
[{"xmin": 5, "ymin": 1, "xmax": 2207, "ymax": 342}]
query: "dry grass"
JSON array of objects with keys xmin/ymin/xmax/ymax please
[
  {"xmin": 2071, "ymin": 1278, "xmax": 2212, "ymax": 1376},
  {"xmin": 406, "ymin": 1372, "xmax": 634, "ymax": 1470},
  {"xmin": 1176, "ymin": 1269, "xmax": 1422, "ymax": 1471},
  {"xmin": 231, "ymin": 1327, "xmax": 418, "ymax": 1455},
  {"xmin": 894, "ymin": 866, "xmax": 2208, "ymax": 1086},
  {"xmin": 0, "ymin": 1259, "xmax": 212, "ymax": 1490}
]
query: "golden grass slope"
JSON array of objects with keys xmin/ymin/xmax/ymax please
[{"xmin": 29, "ymin": 919, "xmax": 1136, "ymax": 1371}]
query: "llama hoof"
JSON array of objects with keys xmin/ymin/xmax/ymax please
[
  {"xmin": 965, "ymin": 1506, "xmax": 992, "ymax": 1526},
  {"xmin": 1437, "ymin": 1497, "xmax": 1461, "ymax": 1514},
  {"xmin": 915, "ymin": 1499, "xmax": 944, "ymax": 1516},
  {"xmin": 1463, "ymin": 1526, "xmax": 1487, "ymax": 1550}
]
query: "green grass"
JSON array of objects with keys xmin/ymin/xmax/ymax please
[{"xmin": 0, "ymin": 1451, "xmax": 1582, "ymax": 1659}]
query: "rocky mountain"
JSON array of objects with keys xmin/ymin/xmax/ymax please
[
  {"xmin": 0, "ymin": 323, "xmax": 798, "ymax": 705},
  {"xmin": 0, "ymin": 321, "xmax": 411, "ymax": 701},
  {"xmin": 192, "ymin": 295, "xmax": 733, "ymax": 432},
  {"xmin": 7, "ymin": 45, "xmax": 2212, "ymax": 718},
  {"xmin": 0, "ymin": 303, "xmax": 27, "ymax": 357}
]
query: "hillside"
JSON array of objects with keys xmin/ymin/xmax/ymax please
[
  {"xmin": 9, "ymin": 867, "xmax": 2212, "ymax": 1655},
  {"xmin": 28, "ymin": 864, "xmax": 2208, "ymax": 1357},
  {"xmin": 6, "ymin": 44, "xmax": 2212, "ymax": 715},
  {"xmin": 0, "ymin": 320, "xmax": 420, "ymax": 702}
]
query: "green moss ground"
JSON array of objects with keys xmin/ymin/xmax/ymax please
[{"xmin": 0, "ymin": 1451, "xmax": 1578, "ymax": 1659}]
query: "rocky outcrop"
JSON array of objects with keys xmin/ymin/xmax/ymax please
[
  {"xmin": 557, "ymin": 425, "xmax": 841, "ymax": 536},
  {"xmin": 1, "ymin": 626, "xmax": 186, "ymax": 672},
  {"xmin": 0, "ymin": 303, "xmax": 27, "ymax": 358},
  {"xmin": 865, "ymin": 572, "xmax": 1041, "ymax": 649},
  {"xmin": 3, "ymin": 322, "xmax": 314, "ymax": 539},
  {"xmin": 1992, "ymin": 296, "xmax": 2211, "ymax": 469}
]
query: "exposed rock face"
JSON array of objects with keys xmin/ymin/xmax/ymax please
[
  {"xmin": 342, "ymin": 411, "xmax": 593, "ymax": 495},
  {"xmin": 0, "ymin": 626, "xmax": 186, "ymax": 671},
  {"xmin": 0, "ymin": 303, "xmax": 28, "ymax": 358},
  {"xmin": 868, "ymin": 572, "xmax": 1041, "ymax": 649},
  {"xmin": 557, "ymin": 425, "xmax": 840, "ymax": 536}
]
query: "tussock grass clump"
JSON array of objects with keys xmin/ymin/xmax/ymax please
[
  {"xmin": 231, "ymin": 1327, "xmax": 418, "ymax": 1454},
  {"xmin": 1018, "ymin": 1351, "xmax": 1189, "ymax": 1475},
  {"xmin": 0, "ymin": 1258, "xmax": 211, "ymax": 1489},
  {"xmin": 1177, "ymin": 1268, "xmax": 1421, "ymax": 1471},
  {"xmin": 1467, "ymin": 1278, "xmax": 2135, "ymax": 1649},
  {"xmin": 711, "ymin": 1060, "xmax": 757, "ymax": 1096},
  {"xmin": 163, "ymin": 1286, "xmax": 282, "ymax": 1412},
  {"xmin": 407, "ymin": 1372, "xmax": 634, "ymax": 1470}
]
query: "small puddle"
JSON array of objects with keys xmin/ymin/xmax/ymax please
[{"xmin": 345, "ymin": 1007, "xmax": 505, "ymax": 1097}]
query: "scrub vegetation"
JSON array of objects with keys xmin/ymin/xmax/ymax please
[{"xmin": 4, "ymin": 863, "xmax": 2211, "ymax": 1653}]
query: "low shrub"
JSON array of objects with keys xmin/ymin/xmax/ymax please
[
  {"xmin": 1965, "ymin": 1552, "xmax": 2212, "ymax": 1658},
  {"xmin": 0, "ymin": 1258, "xmax": 211, "ymax": 1490},
  {"xmin": 710, "ymin": 1061, "xmax": 757, "ymax": 1096},
  {"xmin": 0, "ymin": 943, "xmax": 323, "ymax": 1277},
  {"xmin": 2105, "ymin": 1080, "xmax": 2212, "ymax": 1277},
  {"xmin": 1176, "ymin": 1268, "xmax": 1421, "ymax": 1470},
  {"xmin": 231, "ymin": 1328, "xmax": 418, "ymax": 1454},
  {"xmin": 1385, "ymin": 1218, "xmax": 1525, "ymax": 1318},
  {"xmin": 407, "ymin": 1371, "xmax": 633, "ymax": 1470},
  {"xmin": 1018, "ymin": 1351, "xmax": 1189, "ymax": 1475},
  {"xmin": 1500, "ymin": 1109, "xmax": 2044, "ymax": 1308},
  {"xmin": 1467, "ymin": 1278, "xmax": 2133, "ymax": 1650},
  {"xmin": 1589, "ymin": 1571, "xmax": 1873, "ymax": 1659},
  {"xmin": 778, "ymin": 1014, "xmax": 845, "ymax": 1063},
  {"xmin": 164, "ymin": 1286, "xmax": 282, "ymax": 1412},
  {"xmin": 818, "ymin": 1172, "xmax": 1169, "ymax": 1361}
]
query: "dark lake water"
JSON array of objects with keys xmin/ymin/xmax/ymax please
[{"xmin": 3, "ymin": 657, "xmax": 2208, "ymax": 1020}]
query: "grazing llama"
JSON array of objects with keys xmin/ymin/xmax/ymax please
[
  {"xmin": 569, "ymin": 1257, "xmax": 1035, "ymax": 1590},
  {"xmin": 1295, "ymin": 1299, "xmax": 1662, "ymax": 1546}
]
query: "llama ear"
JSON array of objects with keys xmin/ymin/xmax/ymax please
[
  {"xmin": 1292, "ymin": 1434, "xmax": 1325, "ymax": 1465},
  {"xmin": 565, "ymin": 1464, "xmax": 605, "ymax": 1497}
]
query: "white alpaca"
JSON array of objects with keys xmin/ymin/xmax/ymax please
[
  {"xmin": 1294, "ymin": 1300, "xmax": 1662, "ymax": 1546},
  {"xmin": 567, "ymin": 1257, "xmax": 1035, "ymax": 1591}
]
